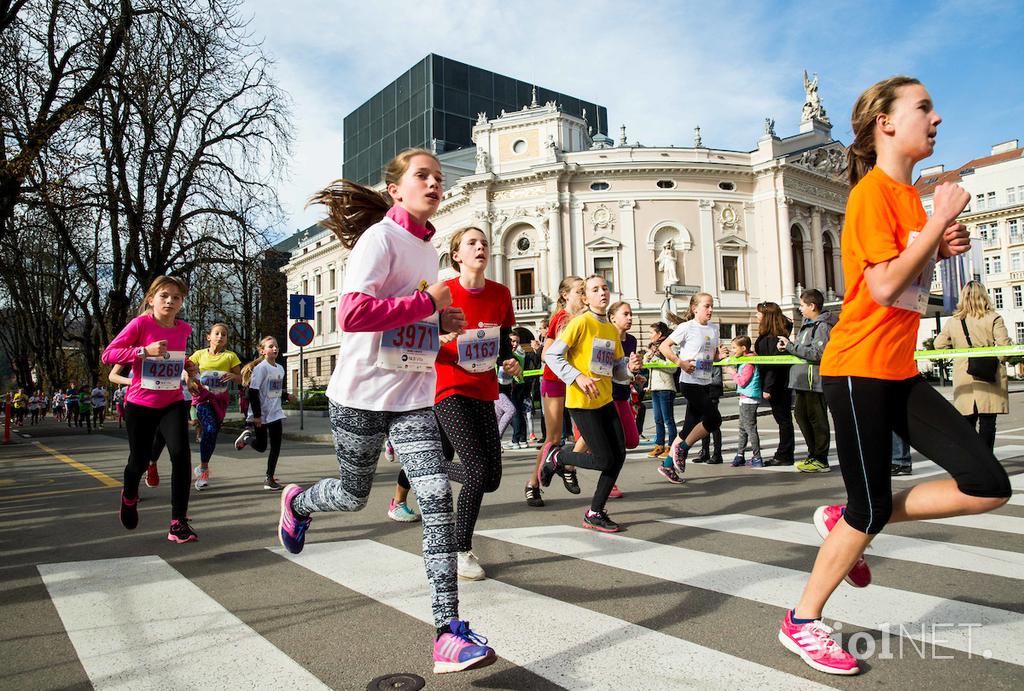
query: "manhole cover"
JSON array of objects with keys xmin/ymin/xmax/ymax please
[{"xmin": 366, "ymin": 673, "xmax": 425, "ymax": 691}]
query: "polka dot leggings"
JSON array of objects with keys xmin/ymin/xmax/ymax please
[{"xmin": 435, "ymin": 394, "xmax": 502, "ymax": 552}]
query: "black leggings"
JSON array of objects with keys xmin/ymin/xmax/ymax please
[
  {"xmin": 678, "ymin": 383, "xmax": 722, "ymax": 442},
  {"xmin": 557, "ymin": 403, "xmax": 625, "ymax": 512},
  {"xmin": 966, "ymin": 404, "xmax": 997, "ymax": 451},
  {"xmin": 766, "ymin": 386, "xmax": 795, "ymax": 462},
  {"xmin": 823, "ymin": 375, "xmax": 1011, "ymax": 535},
  {"xmin": 251, "ymin": 419, "xmax": 283, "ymax": 477},
  {"xmin": 434, "ymin": 395, "xmax": 502, "ymax": 552},
  {"xmin": 124, "ymin": 400, "xmax": 191, "ymax": 520}
]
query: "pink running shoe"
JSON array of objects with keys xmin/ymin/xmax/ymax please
[
  {"xmin": 813, "ymin": 505, "xmax": 872, "ymax": 588},
  {"xmin": 609, "ymin": 485, "xmax": 623, "ymax": 499},
  {"xmin": 433, "ymin": 619, "xmax": 496, "ymax": 674},
  {"xmin": 278, "ymin": 484, "xmax": 312, "ymax": 554},
  {"xmin": 778, "ymin": 609, "xmax": 859, "ymax": 675}
]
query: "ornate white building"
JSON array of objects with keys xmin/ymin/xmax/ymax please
[
  {"xmin": 282, "ymin": 78, "xmax": 850, "ymax": 390},
  {"xmin": 917, "ymin": 140, "xmax": 1024, "ymax": 342}
]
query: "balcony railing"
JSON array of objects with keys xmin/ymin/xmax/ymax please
[{"xmin": 512, "ymin": 293, "xmax": 546, "ymax": 314}]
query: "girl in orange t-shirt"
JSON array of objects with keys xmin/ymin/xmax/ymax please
[{"xmin": 779, "ymin": 77, "xmax": 1012, "ymax": 677}]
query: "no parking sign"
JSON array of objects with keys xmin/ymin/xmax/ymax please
[{"xmin": 289, "ymin": 321, "xmax": 314, "ymax": 347}]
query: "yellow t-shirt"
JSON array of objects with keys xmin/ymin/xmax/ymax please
[
  {"xmin": 560, "ymin": 312, "xmax": 625, "ymax": 410},
  {"xmin": 189, "ymin": 348, "xmax": 242, "ymax": 393}
]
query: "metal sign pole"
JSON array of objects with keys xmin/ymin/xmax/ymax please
[{"xmin": 299, "ymin": 343, "xmax": 304, "ymax": 431}]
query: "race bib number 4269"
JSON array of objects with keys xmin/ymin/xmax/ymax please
[{"xmin": 141, "ymin": 351, "xmax": 185, "ymax": 391}]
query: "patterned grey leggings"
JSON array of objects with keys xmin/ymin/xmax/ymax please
[{"xmin": 290, "ymin": 402, "xmax": 458, "ymax": 628}]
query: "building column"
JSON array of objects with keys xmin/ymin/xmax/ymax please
[
  {"xmin": 698, "ymin": 199, "xmax": 718, "ymax": 296},
  {"xmin": 776, "ymin": 194, "xmax": 796, "ymax": 303},
  {"xmin": 617, "ymin": 199, "xmax": 638, "ymax": 300},
  {"xmin": 546, "ymin": 201, "xmax": 563, "ymax": 296},
  {"xmin": 811, "ymin": 206, "xmax": 826, "ymax": 292},
  {"xmin": 571, "ymin": 200, "xmax": 585, "ymax": 276},
  {"xmin": 475, "ymin": 211, "xmax": 494, "ymax": 280},
  {"xmin": 492, "ymin": 248, "xmax": 505, "ymax": 285}
]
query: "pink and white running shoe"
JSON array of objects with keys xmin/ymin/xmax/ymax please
[
  {"xmin": 778, "ymin": 609, "xmax": 859, "ymax": 675},
  {"xmin": 433, "ymin": 620, "xmax": 496, "ymax": 674}
]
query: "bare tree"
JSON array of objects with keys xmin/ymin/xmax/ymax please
[{"xmin": 0, "ymin": 0, "xmax": 134, "ymax": 238}]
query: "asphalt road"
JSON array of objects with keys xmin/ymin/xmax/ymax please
[{"xmin": 1, "ymin": 406, "xmax": 1022, "ymax": 690}]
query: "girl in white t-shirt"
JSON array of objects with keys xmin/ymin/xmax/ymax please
[
  {"xmin": 235, "ymin": 336, "xmax": 287, "ymax": 490},
  {"xmin": 657, "ymin": 292, "xmax": 728, "ymax": 483},
  {"xmin": 275, "ymin": 149, "xmax": 495, "ymax": 675}
]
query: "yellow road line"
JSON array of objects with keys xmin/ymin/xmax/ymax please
[
  {"xmin": 32, "ymin": 442, "xmax": 122, "ymax": 487},
  {"xmin": 0, "ymin": 485, "xmax": 114, "ymax": 502}
]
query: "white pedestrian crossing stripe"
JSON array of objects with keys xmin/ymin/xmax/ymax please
[
  {"xmin": 37, "ymin": 556, "xmax": 329, "ymax": 690},
  {"xmin": 478, "ymin": 525, "xmax": 1024, "ymax": 666},
  {"xmin": 274, "ymin": 540, "xmax": 833, "ymax": 690},
  {"xmin": 661, "ymin": 514, "xmax": 1024, "ymax": 580}
]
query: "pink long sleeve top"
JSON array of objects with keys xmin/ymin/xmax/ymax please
[{"xmin": 102, "ymin": 314, "xmax": 193, "ymax": 408}]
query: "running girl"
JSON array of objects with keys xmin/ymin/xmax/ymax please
[
  {"xmin": 525, "ymin": 276, "xmax": 585, "ymax": 508},
  {"xmin": 539, "ymin": 275, "xmax": 642, "ymax": 532},
  {"xmin": 110, "ymin": 364, "xmax": 162, "ymax": 486},
  {"xmin": 276, "ymin": 149, "xmax": 496, "ymax": 673},
  {"xmin": 607, "ymin": 301, "xmax": 642, "ymax": 498},
  {"xmin": 433, "ymin": 226, "xmax": 519, "ymax": 580},
  {"xmin": 658, "ymin": 293, "xmax": 728, "ymax": 484},
  {"xmin": 235, "ymin": 336, "xmax": 287, "ymax": 490},
  {"xmin": 190, "ymin": 323, "xmax": 242, "ymax": 490},
  {"xmin": 779, "ymin": 76, "xmax": 1012, "ymax": 676},
  {"xmin": 102, "ymin": 276, "xmax": 199, "ymax": 543}
]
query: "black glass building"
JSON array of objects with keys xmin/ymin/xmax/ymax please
[{"xmin": 343, "ymin": 54, "xmax": 609, "ymax": 186}]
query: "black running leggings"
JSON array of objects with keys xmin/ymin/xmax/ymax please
[
  {"xmin": 823, "ymin": 375, "xmax": 1011, "ymax": 535},
  {"xmin": 251, "ymin": 419, "xmax": 283, "ymax": 477},
  {"xmin": 433, "ymin": 395, "xmax": 502, "ymax": 552},
  {"xmin": 557, "ymin": 402, "xmax": 625, "ymax": 513},
  {"xmin": 677, "ymin": 383, "xmax": 722, "ymax": 442},
  {"xmin": 123, "ymin": 400, "xmax": 191, "ymax": 520}
]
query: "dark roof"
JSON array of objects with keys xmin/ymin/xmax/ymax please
[
  {"xmin": 914, "ymin": 147, "xmax": 1023, "ymax": 196},
  {"xmin": 272, "ymin": 223, "xmax": 321, "ymax": 254}
]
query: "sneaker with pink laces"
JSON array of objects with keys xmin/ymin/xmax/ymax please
[
  {"xmin": 278, "ymin": 484, "xmax": 312, "ymax": 554},
  {"xmin": 657, "ymin": 464, "xmax": 684, "ymax": 484},
  {"xmin": 609, "ymin": 485, "xmax": 623, "ymax": 499},
  {"xmin": 813, "ymin": 505, "xmax": 872, "ymax": 588},
  {"xmin": 433, "ymin": 619, "xmax": 496, "ymax": 674},
  {"xmin": 778, "ymin": 609, "xmax": 859, "ymax": 675}
]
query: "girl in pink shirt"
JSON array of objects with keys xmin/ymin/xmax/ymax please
[{"xmin": 102, "ymin": 276, "xmax": 198, "ymax": 543}]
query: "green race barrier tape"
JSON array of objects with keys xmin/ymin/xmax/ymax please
[{"xmin": 505, "ymin": 345, "xmax": 1024, "ymax": 377}]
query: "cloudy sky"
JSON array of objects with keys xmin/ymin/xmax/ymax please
[{"xmin": 242, "ymin": 0, "xmax": 1024, "ymax": 240}]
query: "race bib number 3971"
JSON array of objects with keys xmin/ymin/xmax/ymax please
[
  {"xmin": 377, "ymin": 321, "xmax": 440, "ymax": 372},
  {"xmin": 141, "ymin": 351, "xmax": 185, "ymax": 391}
]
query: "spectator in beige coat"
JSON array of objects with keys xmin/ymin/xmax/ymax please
[{"xmin": 934, "ymin": 281, "xmax": 1011, "ymax": 450}]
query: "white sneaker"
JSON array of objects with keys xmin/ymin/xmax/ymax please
[
  {"xmin": 234, "ymin": 428, "xmax": 253, "ymax": 450},
  {"xmin": 387, "ymin": 499, "xmax": 420, "ymax": 522},
  {"xmin": 502, "ymin": 441, "xmax": 516, "ymax": 450},
  {"xmin": 193, "ymin": 466, "xmax": 209, "ymax": 490},
  {"xmin": 457, "ymin": 551, "xmax": 486, "ymax": 580}
]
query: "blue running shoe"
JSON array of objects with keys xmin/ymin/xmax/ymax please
[{"xmin": 278, "ymin": 484, "xmax": 312, "ymax": 554}]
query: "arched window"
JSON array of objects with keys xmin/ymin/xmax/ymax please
[
  {"xmin": 791, "ymin": 225, "xmax": 806, "ymax": 288},
  {"xmin": 823, "ymin": 233, "xmax": 836, "ymax": 292}
]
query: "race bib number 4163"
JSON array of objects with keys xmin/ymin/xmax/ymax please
[{"xmin": 457, "ymin": 327, "xmax": 500, "ymax": 373}]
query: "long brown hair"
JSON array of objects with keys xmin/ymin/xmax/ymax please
[
  {"xmin": 758, "ymin": 302, "xmax": 792, "ymax": 337},
  {"xmin": 555, "ymin": 275, "xmax": 583, "ymax": 311},
  {"xmin": 137, "ymin": 276, "xmax": 189, "ymax": 316},
  {"xmin": 241, "ymin": 336, "xmax": 278, "ymax": 387},
  {"xmin": 847, "ymin": 76, "xmax": 921, "ymax": 187},
  {"xmin": 307, "ymin": 148, "xmax": 440, "ymax": 249}
]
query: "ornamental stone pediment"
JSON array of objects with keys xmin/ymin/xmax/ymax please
[
  {"xmin": 585, "ymin": 236, "xmax": 623, "ymax": 251},
  {"xmin": 716, "ymin": 234, "xmax": 749, "ymax": 250}
]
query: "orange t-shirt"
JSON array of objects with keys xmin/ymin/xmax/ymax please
[{"xmin": 820, "ymin": 166, "xmax": 928, "ymax": 380}]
